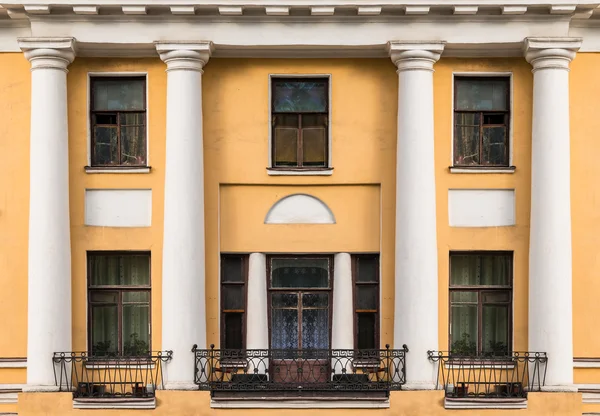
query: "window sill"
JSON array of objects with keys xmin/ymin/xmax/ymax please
[
  {"xmin": 85, "ymin": 166, "xmax": 151, "ymax": 174},
  {"xmin": 267, "ymin": 168, "xmax": 333, "ymax": 176},
  {"xmin": 449, "ymin": 166, "xmax": 516, "ymax": 174},
  {"xmin": 211, "ymin": 397, "xmax": 389, "ymax": 409},
  {"xmin": 73, "ymin": 397, "xmax": 155, "ymax": 409},
  {"xmin": 444, "ymin": 397, "xmax": 527, "ymax": 410}
]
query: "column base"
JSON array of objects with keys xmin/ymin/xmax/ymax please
[
  {"xmin": 163, "ymin": 381, "xmax": 199, "ymax": 391},
  {"xmin": 402, "ymin": 381, "xmax": 438, "ymax": 391},
  {"xmin": 22, "ymin": 384, "xmax": 61, "ymax": 393},
  {"xmin": 540, "ymin": 385, "xmax": 578, "ymax": 393}
]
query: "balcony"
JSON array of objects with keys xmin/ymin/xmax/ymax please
[
  {"xmin": 53, "ymin": 351, "xmax": 172, "ymax": 409},
  {"xmin": 427, "ymin": 351, "xmax": 547, "ymax": 409},
  {"xmin": 193, "ymin": 345, "xmax": 408, "ymax": 400}
]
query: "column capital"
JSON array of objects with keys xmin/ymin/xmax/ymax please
[
  {"xmin": 387, "ymin": 41, "xmax": 445, "ymax": 72},
  {"xmin": 18, "ymin": 37, "xmax": 75, "ymax": 72},
  {"xmin": 524, "ymin": 37, "xmax": 582, "ymax": 72},
  {"xmin": 155, "ymin": 41, "xmax": 214, "ymax": 72}
]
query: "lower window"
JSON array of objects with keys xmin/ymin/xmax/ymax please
[
  {"xmin": 352, "ymin": 255, "xmax": 380, "ymax": 350},
  {"xmin": 449, "ymin": 252, "xmax": 512, "ymax": 356},
  {"xmin": 88, "ymin": 252, "xmax": 151, "ymax": 356}
]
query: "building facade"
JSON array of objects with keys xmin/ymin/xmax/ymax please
[{"xmin": 1, "ymin": 1, "xmax": 600, "ymax": 415}]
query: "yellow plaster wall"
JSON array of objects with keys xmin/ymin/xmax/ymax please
[
  {"xmin": 17, "ymin": 391, "xmax": 582, "ymax": 416},
  {"xmin": 66, "ymin": 58, "xmax": 167, "ymax": 352},
  {"xmin": 0, "ymin": 53, "xmax": 30, "ymax": 360}
]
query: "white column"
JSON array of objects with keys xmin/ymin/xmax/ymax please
[
  {"xmin": 246, "ymin": 253, "xmax": 268, "ymax": 375},
  {"xmin": 156, "ymin": 41, "xmax": 213, "ymax": 390},
  {"xmin": 18, "ymin": 38, "xmax": 75, "ymax": 390},
  {"xmin": 525, "ymin": 38, "xmax": 581, "ymax": 391},
  {"xmin": 388, "ymin": 41, "xmax": 444, "ymax": 390},
  {"xmin": 332, "ymin": 253, "xmax": 354, "ymax": 374}
]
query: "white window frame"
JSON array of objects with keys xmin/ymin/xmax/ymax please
[
  {"xmin": 267, "ymin": 74, "xmax": 333, "ymax": 176},
  {"xmin": 450, "ymin": 72, "xmax": 515, "ymax": 174},
  {"xmin": 86, "ymin": 72, "xmax": 150, "ymax": 174}
]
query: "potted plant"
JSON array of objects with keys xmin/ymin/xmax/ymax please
[
  {"xmin": 484, "ymin": 341, "xmax": 508, "ymax": 357},
  {"xmin": 450, "ymin": 333, "xmax": 476, "ymax": 357},
  {"xmin": 123, "ymin": 333, "xmax": 149, "ymax": 357},
  {"xmin": 92, "ymin": 340, "xmax": 115, "ymax": 357}
]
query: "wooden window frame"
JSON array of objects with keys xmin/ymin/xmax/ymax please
[
  {"xmin": 220, "ymin": 254, "xmax": 248, "ymax": 350},
  {"xmin": 271, "ymin": 77, "xmax": 330, "ymax": 170},
  {"xmin": 453, "ymin": 76, "xmax": 510, "ymax": 168},
  {"xmin": 266, "ymin": 255, "xmax": 334, "ymax": 350},
  {"xmin": 448, "ymin": 251, "xmax": 513, "ymax": 356},
  {"xmin": 352, "ymin": 254, "xmax": 380, "ymax": 351},
  {"xmin": 87, "ymin": 251, "xmax": 152, "ymax": 356},
  {"xmin": 90, "ymin": 76, "xmax": 147, "ymax": 168}
]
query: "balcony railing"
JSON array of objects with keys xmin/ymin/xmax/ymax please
[
  {"xmin": 53, "ymin": 351, "xmax": 172, "ymax": 399},
  {"xmin": 427, "ymin": 351, "xmax": 547, "ymax": 399},
  {"xmin": 193, "ymin": 345, "xmax": 408, "ymax": 395}
]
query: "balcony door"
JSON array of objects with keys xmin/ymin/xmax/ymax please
[{"xmin": 268, "ymin": 256, "xmax": 332, "ymax": 385}]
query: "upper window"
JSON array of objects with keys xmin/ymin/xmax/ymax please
[
  {"xmin": 352, "ymin": 255, "xmax": 380, "ymax": 350},
  {"xmin": 88, "ymin": 252, "xmax": 151, "ymax": 357},
  {"xmin": 90, "ymin": 77, "xmax": 147, "ymax": 167},
  {"xmin": 271, "ymin": 78, "xmax": 329, "ymax": 169},
  {"xmin": 449, "ymin": 252, "xmax": 512, "ymax": 356},
  {"xmin": 220, "ymin": 255, "xmax": 248, "ymax": 350},
  {"xmin": 453, "ymin": 77, "xmax": 510, "ymax": 167}
]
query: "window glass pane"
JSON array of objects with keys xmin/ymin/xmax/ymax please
[
  {"xmin": 454, "ymin": 113, "xmax": 480, "ymax": 126},
  {"xmin": 90, "ymin": 255, "xmax": 120, "ymax": 286},
  {"xmin": 223, "ymin": 285, "xmax": 245, "ymax": 310},
  {"xmin": 224, "ymin": 313, "xmax": 244, "ymax": 350},
  {"xmin": 272, "ymin": 293, "xmax": 298, "ymax": 307},
  {"xmin": 119, "ymin": 113, "xmax": 145, "ymax": 125},
  {"xmin": 450, "ymin": 305, "xmax": 478, "ymax": 355},
  {"xmin": 271, "ymin": 258, "xmax": 329, "ymax": 288},
  {"xmin": 357, "ymin": 256, "xmax": 378, "ymax": 282},
  {"xmin": 273, "ymin": 80, "xmax": 328, "ymax": 113},
  {"xmin": 222, "ymin": 257, "xmax": 244, "ymax": 282},
  {"xmin": 273, "ymin": 128, "xmax": 298, "ymax": 166},
  {"xmin": 93, "ymin": 126, "xmax": 118, "ymax": 165},
  {"xmin": 480, "ymin": 255, "xmax": 510, "ymax": 286},
  {"xmin": 271, "ymin": 309, "xmax": 298, "ymax": 349},
  {"xmin": 302, "ymin": 309, "xmax": 329, "ymax": 349},
  {"xmin": 454, "ymin": 124, "xmax": 480, "ymax": 166},
  {"xmin": 120, "ymin": 126, "xmax": 146, "ymax": 165},
  {"xmin": 123, "ymin": 304, "xmax": 150, "ymax": 355},
  {"xmin": 90, "ymin": 291, "xmax": 118, "ymax": 303},
  {"xmin": 302, "ymin": 293, "xmax": 328, "ymax": 308},
  {"xmin": 450, "ymin": 255, "xmax": 479, "ymax": 286},
  {"xmin": 455, "ymin": 79, "xmax": 508, "ymax": 111},
  {"xmin": 302, "ymin": 128, "xmax": 327, "ymax": 167},
  {"xmin": 123, "ymin": 291, "xmax": 150, "ymax": 303},
  {"xmin": 91, "ymin": 304, "xmax": 118, "ymax": 356},
  {"xmin": 356, "ymin": 285, "xmax": 378, "ymax": 310},
  {"xmin": 482, "ymin": 292, "xmax": 510, "ymax": 303},
  {"xmin": 482, "ymin": 126, "xmax": 507, "ymax": 166},
  {"xmin": 121, "ymin": 255, "xmax": 150, "ymax": 286},
  {"xmin": 357, "ymin": 313, "xmax": 376, "ymax": 350},
  {"xmin": 482, "ymin": 304, "xmax": 509, "ymax": 355},
  {"xmin": 93, "ymin": 79, "xmax": 145, "ymax": 111},
  {"xmin": 450, "ymin": 291, "xmax": 478, "ymax": 303}
]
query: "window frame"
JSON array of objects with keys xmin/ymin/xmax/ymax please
[
  {"xmin": 448, "ymin": 251, "xmax": 513, "ymax": 356},
  {"xmin": 88, "ymin": 73, "xmax": 149, "ymax": 169},
  {"xmin": 268, "ymin": 74, "xmax": 332, "ymax": 173},
  {"xmin": 220, "ymin": 254, "xmax": 249, "ymax": 350},
  {"xmin": 87, "ymin": 251, "xmax": 152, "ymax": 357},
  {"xmin": 266, "ymin": 255, "xmax": 334, "ymax": 350},
  {"xmin": 451, "ymin": 73, "xmax": 513, "ymax": 169},
  {"xmin": 352, "ymin": 254, "xmax": 380, "ymax": 351}
]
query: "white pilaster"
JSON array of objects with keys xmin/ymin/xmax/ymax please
[
  {"xmin": 332, "ymin": 253, "xmax": 354, "ymax": 374},
  {"xmin": 156, "ymin": 41, "xmax": 213, "ymax": 390},
  {"xmin": 18, "ymin": 37, "xmax": 75, "ymax": 391},
  {"xmin": 246, "ymin": 253, "xmax": 268, "ymax": 350},
  {"xmin": 388, "ymin": 41, "xmax": 444, "ymax": 390},
  {"xmin": 525, "ymin": 37, "xmax": 581, "ymax": 391}
]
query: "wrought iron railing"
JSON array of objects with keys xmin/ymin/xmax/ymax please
[
  {"xmin": 53, "ymin": 351, "xmax": 172, "ymax": 399},
  {"xmin": 192, "ymin": 344, "xmax": 408, "ymax": 394},
  {"xmin": 427, "ymin": 351, "xmax": 547, "ymax": 399}
]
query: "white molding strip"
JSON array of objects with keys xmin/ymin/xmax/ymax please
[
  {"xmin": 574, "ymin": 358, "xmax": 600, "ymax": 368},
  {"xmin": 211, "ymin": 399, "xmax": 390, "ymax": 409},
  {"xmin": 0, "ymin": 384, "xmax": 25, "ymax": 405},
  {"xmin": 73, "ymin": 398, "xmax": 156, "ymax": 409},
  {"xmin": 444, "ymin": 398, "xmax": 527, "ymax": 410},
  {"xmin": 0, "ymin": 358, "xmax": 26, "ymax": 368}
]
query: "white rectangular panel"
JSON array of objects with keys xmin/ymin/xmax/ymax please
[
  {"xmin": 448, "ymin": 189, "xmax": 515, "ymax": 227},
  {"xmin": 85, "ymin": 189, "xmax": 152, "ymax": 227}
]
